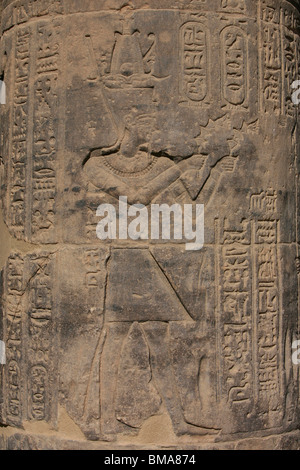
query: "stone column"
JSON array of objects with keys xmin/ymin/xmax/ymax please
[{"xmin": 0, "ymin": 0, "xmax": 300, "ymax": 450}]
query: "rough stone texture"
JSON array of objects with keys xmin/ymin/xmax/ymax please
[{"xmin": 0, "ymin": 0, "xmax": 300, "ymax": 450}]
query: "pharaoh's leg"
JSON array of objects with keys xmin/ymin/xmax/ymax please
[
  {"xmin": 100, "ymin": 321, "xmax": 162, "ymax": 439},
  {"xmin": 100, "ymin": 322, "xmax": 131, "ymax": 439},
  {"xmin": 142, "ymin": 321, "xmax": 214, "ymax": 436},
  {"xmin": 169, "ymin": 322, "xmax": 220, "ymax": 431}
]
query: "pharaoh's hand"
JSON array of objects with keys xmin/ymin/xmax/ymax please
[{"xmin": 199, "ymin": 132, "xmax": 231, "ymax": 168}]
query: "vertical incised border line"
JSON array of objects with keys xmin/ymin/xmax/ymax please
[
  {"xmin": 215, "ymin": 219, "xmax": 221, "ymax": 401},
  {"xmin": 276, "ymin": 221, "xmax": 284, "ymax": 402},
  {"xmin": 258, "ymin": 0, "xmax": 263, "ymax": 114},
  {"xmin": 251, "ymin": 220, "xmax": 259, "ymax": 404}
]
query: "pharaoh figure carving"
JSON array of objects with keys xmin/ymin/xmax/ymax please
[
  {"xmin": 0, "ymin": 0, "xmax": 300, "ymax": 450},
  {"xmin": 82, "ymin": 11, "xmax": 242, "ymax": 439}
]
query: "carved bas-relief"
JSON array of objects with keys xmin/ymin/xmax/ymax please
[
  {"xmin": 81, "ymin": 11, "xmax": 242, "ymax": 440},
  {"xmin": 83, "ymin": 14, "xmax": 239, "ymax": 206},
  {"xmin": 0, "ymin": 0, "xmax": 300, "ymax": 450}
]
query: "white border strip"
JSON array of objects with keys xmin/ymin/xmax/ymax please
[
  {"xmin": 0, "ymin": 341, "xmax": 6, "ymax": 365},
  {"xmin": 0, "ymin": 80, "xmax": 6, "ymax": 105}
]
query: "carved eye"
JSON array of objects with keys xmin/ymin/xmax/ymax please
[{"xmin": 120, "ymin": 63, "xmax": 134, "ymax": 77}]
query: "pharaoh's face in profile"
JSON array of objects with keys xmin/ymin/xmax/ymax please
[{"xmin": 118, "ymin": 113, "xmax": 156, "ymax": 159}]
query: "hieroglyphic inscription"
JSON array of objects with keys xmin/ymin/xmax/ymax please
[
  {"xmin": 27, "ymin": 254, "xmax": 54, "ymax": 422},
  {"xmin": 1, "ymin": 1, "xmax": 64, "ymax": 33},
  {"xmin": 83, "ymin": 248, "xmax": 109, "ymax": 320},
  {"xmin": 86, "ymin": 199, "xmax": 102, "ymax": 242},
  {"xmin": 32, "ymin": 24, "xmax": 60, "ymax": 241},
  {"xmin": 10, "ymin": 29, "xmax": 30, "ymax": 236},
  {"xmin": 250, "ymin": 190, "xmax": 278, "ymax": 215},
  {"xmin": 255, "ymin": 245, "xmax": 280, "ymax": 418},
  {"xmin": 180, "ymin": 22, "xmax": 208, "ymax": 102},
  {"xmin": 259, "ymin": 2, "xmax": 281, "ymax": 113},
  {"xmin": 217, "ymin": 190, "xmax": 283, "ymax": 428},
  {"xmin": 29, "ymin": 365, "xmax": 48, "ymax": 421},
  {"xmin": 251, "ymin": 191, "xmax": 282, "ymax": 425},
  {"xmin": 218, "ymin": 221, "xmax": 253, "ymax": 409},
  {"xmin": 5, "ymin": 255, "xmax": 25, "ymax": 426},
  {"xmin": 221, "ymin": 26, "xmax": 247, "ymax": 106},
  {"xmin": 220, "ymin": 0, "xmax": 246, "ymax": 13},
  {"xmin": 4, "ymin": 253, "xmax": 56, "ymax": 424},
  {"xmin": 259, "ymin": 1, "xmax": 299, "ymax": 117},
  {"xmin": 281, "ymin": 5, "xmax": 299, "ymax": 118}
]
